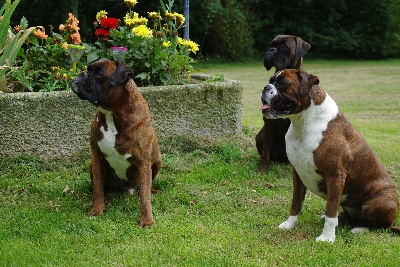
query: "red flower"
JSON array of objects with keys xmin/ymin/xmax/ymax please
[
  {"xmin": 95, "ymin": 28, "xmax": 110, "ymax": 37},
  {"xmin": 101, "ymin": 18, "xmax": 118, "ymax": 29}
]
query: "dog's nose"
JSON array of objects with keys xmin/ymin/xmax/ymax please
[
  {"xmin": 79, "ymin": 71, "xmax": 88, "ymax": 78},
  {"xmin": 264, "ymin": 84, "xmax": 273, "ymax": 92}
]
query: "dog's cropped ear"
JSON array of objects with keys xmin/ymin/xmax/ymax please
[
  {"xmin": 111, "ymin": 62, "xmax": 134, "ymax": 86},
  {"xmin": 295, "ymin": 37, "xmax": 311, "ymax": 59},
  {"xmin": 299, "ymin": 72, "xmax": 319, "ymax": 97}
]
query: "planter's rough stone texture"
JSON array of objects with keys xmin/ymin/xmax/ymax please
[{"xmin": 0, "ymin": 75, "xmax": 243, "ymax": 159}]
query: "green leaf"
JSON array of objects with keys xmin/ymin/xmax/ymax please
[
  {"xmin": 135, "ymin": 72, "xmax": 148, "ymax": 80},
  {"xmin": 87, "ymin": 51, "xmax": 100, "ymax": 63},
  {"xmin": 19, "ymin": 16, "xmax": 28, "ymax": 30},
  {"xmin": 160, "ymin": 75, "xmax": 170, "ymax": 85},
  {"xmin": 29, "ymin": 35, "xmax": 39, "ymax": 46}
]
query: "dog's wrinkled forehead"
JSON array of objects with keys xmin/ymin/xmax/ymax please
[
  {"xmin": 271, "ymin": 69, "xmax": 300, "ymax": 82},
  {"xmin": 269, "ymin": 35, "xmax": 292, "ymax": 48},
  {"xmin": 87, "ymin": 59, "xmax": 116, "ymax": 76},
  {"xmin": 270, "ymin": 70, "xmax": 285, "ymax": 83}
]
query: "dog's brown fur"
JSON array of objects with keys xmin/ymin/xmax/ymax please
[
  {"xmin": 256, "ymin": 35, "xmax": 310, "ymax": 172},
  {"xmin": 72, "ymin": 60, "xmax": 162, "ymax": 227},
  {"xmin": 263, "ymin": 70, "xmax": 399, "ymax": 239}
]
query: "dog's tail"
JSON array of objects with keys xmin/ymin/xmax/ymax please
[{"xmin": 389, "ymin": 226, "xmax": 400, "ymax": 235}]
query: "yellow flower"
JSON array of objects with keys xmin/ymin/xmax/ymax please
[
  {"xmin": 124, "ymin": 12, "xmax": 147, "ymax": 27},
  {"xmin": 148, "ymin": 12, "xmax": 161, "ymax": 21},
  {"xmin": 96, "ymin": 10, "xmax": 108, "ymax": 24},
  {"xmin": 173, "ymin": 12, "xmax": 185, "ymax": 26},
  {"xmin": 124, "ymin": 0, "xmax": 138, "ymax": 8},
  {"xmin": 61, "ymin": 42, "xmax": 69, "ymax": 49},
  {"xmin": 138, "ymin": 17, "xmax": 148, "ymax": 25},
  {"xmin": 165, "ymin": 12, "xmax": 185, "ymax": 26},
  {"xmin": 125, "ymin": 18, "xmax": 135, "ymax": 27},
  {"xmin": 162, "ymin": 41, "xmax": 171, "ymax": 47},
  {"xmin": 132, "ymin": 25, "xmax": 152, "ymax": 38},
  {"xmin": 178, "ymin": 38, "xmax": 200, "ymax": 54},
  {"xmin": 165, "ymin": 11, "xmax": 174, "ymax": 21},
  {"xmin": 59, "ymin": 24, "xmax": 65, "ymax": 32}
]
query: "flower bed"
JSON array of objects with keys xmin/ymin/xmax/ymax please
[{"xmin": 0, "ymin": 75, "xmax": 243, "ymax": 159}]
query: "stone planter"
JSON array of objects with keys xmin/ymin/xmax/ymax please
[{"xmin": 0, "ymin": 75, "xmax": 243, "ymax": 159}]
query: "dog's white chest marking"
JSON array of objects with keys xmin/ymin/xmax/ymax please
[
  {"xmin": 285, "ymin": 94, "xmax": 339, "ymax": 199},
  {"xmin": 97, "ymin": 107, "xmax": 132, "ymax": 180}
]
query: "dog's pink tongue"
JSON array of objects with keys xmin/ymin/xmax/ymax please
[{"xmin": 260, "ymin": 104, "xmax": 271, "ymax": 110}]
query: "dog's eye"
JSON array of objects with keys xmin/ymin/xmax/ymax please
[
  {"xmin": 93, "ymin": 66, "xmax": 103, "ymax": 77},
  {"xmin": 275, "ymin": 80, "xmax": 286, "ymax": 87},
  {"xmin": 281, "ymin": 44, "xmax": 288, "ymax": 50}
]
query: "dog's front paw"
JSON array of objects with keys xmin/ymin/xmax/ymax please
[
  {"xmin": 316, "ymin": 233, "xmax": 335, "ymax": 243},
  {"xmin": 139, "ymin": 216, "xmax": 155, "ymax": 228},
  {"xmin": 316, "ymin": 216, "xmax": 338, "ymax": 243},
  {"xmin": 279, "ymin": 215, "xmax": 298, "ymax": 230},
  {"xmin": 87, "ymin": 207, "xmax": 104, "ymax": 217},
  {"xmin": 350, "ymin": 227, "xmax": 370, "ymax": 234},
  {"xmin": 258, "ymin": 163, "xmax": 269, "ymax": 173}
]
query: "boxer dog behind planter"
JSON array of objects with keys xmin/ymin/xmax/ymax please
[
  {"xmin": 256, "ymin": 35, "xmax": 310, "ymax": 172},
  {"xmin": 72, "ymin": 59, "xmax": 162, "ymax": 227},
  {"xmin": 260, "ymin": 69, "xmax": 400, "ymax": 242}
]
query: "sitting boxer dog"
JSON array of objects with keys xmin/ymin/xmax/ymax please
[
  {"xmin": 256, "ymin": 35, "xmax": 310, "ymax": 172},
  {"xmin": 72, "ymin": 59, "xmax": 162, "ymax": 227},
  {"xmin": 260, "ymin": 69, "xmax": 400, "ymax": 242}
]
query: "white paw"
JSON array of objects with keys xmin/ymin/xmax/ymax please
[
  {"xmin": 316, "ymin": 234, "xmax": 335, "ymax": 243},
  {"xmin": 350, "ymin": 227, "xmax": 370, "ymax": 234},
  {"xmin": 128, "ymin": 187, "xmax": 136, "ymax": 195},
  {"xmin": 279, "ymin": 215, "xmax": 298, "ymax": 230},
  {"xmin": 316, "ymin": 216, "xmax": 338, "ymax": 243}
]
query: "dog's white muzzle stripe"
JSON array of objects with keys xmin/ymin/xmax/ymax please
[{"xmin": 262, "ymin": 84, "xmax": 278, "ymax": 105}]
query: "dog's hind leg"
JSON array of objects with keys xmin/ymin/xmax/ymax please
[{"xmin": 361, "ymin": 190, "xmax": 399, "ymax": 229}]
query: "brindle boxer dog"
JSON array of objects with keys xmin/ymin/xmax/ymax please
[
  {"xmin": 256, "ymin": 35, "xmax": 310, "ymax": 172},
  {"xmin": 261, "ymin": 69, "xmax": 400, "ymax": 242},
  {"xmin": 72, "ymin": 59, "xmax": 162, "ymax": 227}
]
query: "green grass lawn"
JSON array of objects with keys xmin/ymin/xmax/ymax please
[{"xmin": 1, "ymin": 60, "xmax": 400, "ymax": 266}]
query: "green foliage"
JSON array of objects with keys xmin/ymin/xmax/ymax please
[
  {"xmin": 9, "ymin": 0, "xmax": 400, "ymax": 60},
  {"xmin": 204, "ymin": 73, "xmax": 225, "ymax": 82},
  {"xmin": 7, "ymin": 0, "xmax": 200, "ymax": 91},
  {"xmin": 10, "ymin": 33, "xmax": 81, "ymax": 92},
  {"xmin": 192, "ymin": 0, "xmax": 255, "ymax": 61},
  {"xmin": 187, "ymin": 0, "xmax": 400, "ymax": 59},
  {"xmin": 89, "ymin": 1, "xmax": 199, "ymax": 86},
  {"xmin": 247, "ymin": 0, "xmax": 400, "ymax": 59},
  {"xmin": 8, "ymin": 13, "xmax": 88, "ymax": 92},
  {"xmin": 0, "ymin": 0, "xmax": 35, "ymax": 91}
]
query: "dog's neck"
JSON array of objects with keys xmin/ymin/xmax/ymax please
[
  {"xmin": 274, "ymin": 57, "xmax": 303, "ymax": 74},
  {"xmin": 288, "ymin": 91, "xmax": 338, "ymax": 136}
]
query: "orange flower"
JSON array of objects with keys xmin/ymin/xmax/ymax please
[
  {"xmin": 70, "ymin": 32, "xmax": 81, "ymax": 45},
  {"xmin": 34, "ymin": 26, "xmax": 48, "ymax": 39},
  {"xmin": 68, "ymin": 13, "xmax": 79, "ymax": 27},
  {"xmin": 14, "ymin": 25, "xmax": 21, "ymax": 32}
]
